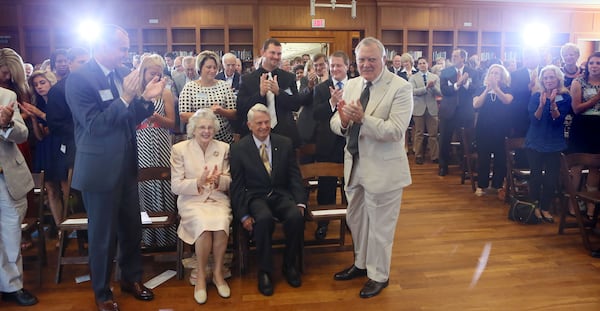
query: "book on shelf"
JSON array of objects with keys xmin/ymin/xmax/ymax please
[
  {"xmin": 231, "ymin": 49, "xmax": 253, "ymax": 61},
  {"xmin": 432, "ymin": 51, "xmax": 447, "ymax": 61}
]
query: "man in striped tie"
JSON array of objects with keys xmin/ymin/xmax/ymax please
[{"xmin": 230, "ymin": 104, "xmax": 306, "ymax": 297}]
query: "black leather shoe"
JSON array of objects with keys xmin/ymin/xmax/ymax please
[
  {"xmin": 334, "ymin": 265, "xmax": 367, "ymax": 281},
  {"xmin": 1, "ymin": 289, "xmax": 38, "ymax": 306},
  {"xmin": 96, "ymin": 300, "xmax": 120, "ymax": 311},
  {"xmin": 591, "ymin": 249, "xmax": 600, "ymax": 258},
  {"xmin": 257, "ymin": 271, "xmax": 274, "ymax": 296},
  {"xmin": 415, "ymin": 157, "xmax": 424, "ymax": 165},
  {"xmin": 432, "ymin": 159, "xmax": 439, "ymax": 164},
  {"xmin": 438, "ymin": 166, "xmax": 448, "ymax": 176},
  {"xmin": 315, "ymin": 224, "xmax": 328, "ymax": 240},
  {"xmin": 120, "ymin": 281, "xmax": 154, "ymax": 301},
  {"xmin": 283, "ymin": 265, "xmax": 302, "ymax": 287},
  {"xmin": 359, "ymin": 279, "xmax": 389, "ymax": 298}
]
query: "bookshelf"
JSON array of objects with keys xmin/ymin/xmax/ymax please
[
  {"xmin": 171, "ymin": 27, "xmax": 196, "ymax": 55},
  {"xmin": 142, "ymin": 28, "xmax": 167, "ymax": 54},
  {"xmin": 432, "ymin": 30, "xmax": 453, "ymax": 62},
  {"xmin": 199, "ymin": 28, "xmax": 225, "ymax": 57}
]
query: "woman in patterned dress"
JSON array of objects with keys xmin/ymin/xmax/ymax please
[
  {"xmin": 179, "ymin": 51, "xmax": 237, "ymax": 144},
  {"xmin": 136, "ymin": 54, "xmax": 177, "ymax": 248},
  {"xmin": 569, "ymin": 52, "xmax": 600, "ymax": 219}
]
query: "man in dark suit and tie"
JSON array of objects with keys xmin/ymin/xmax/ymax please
[
  {"xmin": 438, "ymin": 48, "xmax": 478, "ymax": 176},
  {"xmin": 65, "ymin": 24, "xmax": 166, "ymax": 311},
  {"xmin": 510, "ymin": 47, "xmax": 540, "ymax": 138},
  {"xmin": 311, "ymin": 50, "xmax": 349, "ymax": 240},
  {"xmin": 230, "ymin": 103, "xmax": 306, "ymax": 296},
  {"xmin": 216, "ymin": 52, "xmax": 242, "ymax": 94},
  {"xmin": 236, "ymin": 38, "xmax": 308, "ymax": 147}
]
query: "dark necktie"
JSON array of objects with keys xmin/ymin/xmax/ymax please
[
  {"xmin": 423, "ymin": 73, "xmax": 427, "ymax": 85},
  {"xmin": 336, "ymin": 81, "xmax": 343, "ymax": 90},
  {"xmin": 346, "ymin": 81, "xmax": 371, "ymax": 156},
  {"xmin": 108, "ymin": 71, "xmax": 119, "ymax": 99}
]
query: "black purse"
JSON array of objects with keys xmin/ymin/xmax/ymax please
[{"xmin": 508, "ymin": 198, "xmax": 540, "ymax": 225}]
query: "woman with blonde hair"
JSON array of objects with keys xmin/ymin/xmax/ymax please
[
  {"xmin": 20, "ymin": 70, "xmax": 66, "ymax": 230},
  {"xmin": 472, "ymin": 64, "xmax": 514, "ymax": 196},
  {"xmin": 171, "ymin": 109, "xmax": 232, "ymax": 304},
  {"xmin": 0, "ymin": 48, "xmax": 33, "ymax": 168},
  {"xmin": 398, "ymin": 53, "xmax": 417, "ymax": 81},
  {"xmin": 179, "ymin": 51, "xmax": 237, "ymax": 144},
  {"xmin": 135, "ymin": 54, "xmax": 178, "ymax": 247},
  {"xmin": 526, "ymin": 65, "xmax": 571, "ymax": 222}
]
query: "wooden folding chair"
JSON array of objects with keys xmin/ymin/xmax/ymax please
[
  {"xmin": 460, "ymin": 127, "xmax": 477, "ymax": 192},
  {"xmin": 504, "ymin": 137, "xmax": 530, "ymax": 203},
  {"xmin": 558, "ymin": 153, "xmax": 600, "ymax": 252},
  {"xmin": 136, "ymin": 167, "xmax": 182, "ymax": 279},
  {"xmin": 299, "ymin": 162, "xmax": 351, "ymax": 252},
  {"xmin": 55, "ymin": 168, "xmax": 88, "ymax": 283},
  {"xmin": 22, "ymin": 171, "xmax": 47, "ymax": 287}
]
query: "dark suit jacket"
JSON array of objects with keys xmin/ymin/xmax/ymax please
[
  {"xmin": 215, "ymin": 71, "xmax": 241, "ymax": 92},
  {"xmin": 510, "ymin": 67, "xmax": 534, "ymax": 137},
  {"xmin": 236, "ymin": 67, "xmax": 308, "ymax": 147},
  {"xmin": 398, "ymin": 68, "xmax": 418, "ymax": 81},
  {"xmin": 439, "ymin": 65, "xmax": 478, "ymax": 121},
  {"xmin": 229, "ymin": 133, "xmax": 306, "ymax": 222},
  {"xmin": 312, "ymin": 79, "xmax": 345, "ymax": 163},
  {"xmin": 296, "ymin": 85, "xmax": 317, "ymax": 144},
  {"xmin": 66, "ymin": 59, "xmax": 154, "ymax": 192},
  {"xmin": 47, "ymin": 77, "xmax": 75, "ymax": 167}
]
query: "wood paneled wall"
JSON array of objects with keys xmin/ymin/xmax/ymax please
[{"xmin": 2, "ymin": 0, "xmax": 600, "ymax": 63}]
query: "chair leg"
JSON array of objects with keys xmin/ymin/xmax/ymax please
[
  {"xmin": 176, "ymin": 238, "xmax": 183, "ymax": 280},
  {"xmin": 55, "ymin": 229, "xmax": 67, "ymax": 284}
]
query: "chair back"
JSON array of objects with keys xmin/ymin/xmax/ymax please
[
  {"xmin": 26, "ymin": 171, "xmax": 45, "ymax": 219},
  {"xmin": 559, "ymin": 152, "xmax": 600, "ymax": 249},
  {"xmin": 504, "ymin": 137, "xmax": 529, "ymax": 201},
  {"xmin": 299, "ymin": 162, "xmax": 346, "ymax": 205}
]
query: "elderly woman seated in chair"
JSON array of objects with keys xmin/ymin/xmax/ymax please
[{"xmin": 170, "ymin": 109, "xmax": 232, "ymax": 304}]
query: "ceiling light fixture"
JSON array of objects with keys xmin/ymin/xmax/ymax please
[{"xmin": 310, "ymin": 0, "xmax": 357, "ymax": 19}]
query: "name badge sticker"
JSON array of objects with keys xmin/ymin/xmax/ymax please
[
  {"xmin": 99, "ymin": 89, "xmax": 114, "ymax": 101},
  {"xmin": 196, "ymin": 92, "xmax": 208, "ymax": 100}
]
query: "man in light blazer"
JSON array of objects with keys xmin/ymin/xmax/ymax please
[
  {"xmin": 330, "ymin": 37, "xmax": 413, "ymax": 299},
  {"xmin": 409, "ymin": 57, "xmax": 441, "ymax": 164},
  {"xmin": 66, "ymin": 24, "xmax": 165, "ymax": 311},
  {"xmin": 0, "ymin": 88, "xmax": 38, "ymax": 306}
]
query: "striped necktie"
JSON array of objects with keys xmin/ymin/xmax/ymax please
[{"xmin": 260, "ymin": 143, "xmax": 271, "ymax": 175}]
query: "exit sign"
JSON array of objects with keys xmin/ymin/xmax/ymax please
[{"xmin": 312, "ymin": 19, "xmax": 325, "ymax": 28}]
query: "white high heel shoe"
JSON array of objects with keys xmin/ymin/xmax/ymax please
[
  {"xmin": 213, "ymin": 278, "xmax": 230, "ymax": 298},
  {"xmin": 194, "ymin": 283, "xmax": 207, "ymax": 304}
]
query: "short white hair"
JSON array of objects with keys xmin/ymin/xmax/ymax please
[
  {"xmin": 247, "ymin": 103, "xmax": 269, "ymax": 122},
  {"xmin": 187, "ymin": 108, "xmax": 220, "ymax": 139}
]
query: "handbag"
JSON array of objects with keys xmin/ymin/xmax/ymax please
[{"xmin": 508, "ymin": 198, "xmax": 540, "ymax": 225}]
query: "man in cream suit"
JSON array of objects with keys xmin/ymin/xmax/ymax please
[
  {"xmin": 330, "ymin": 37, "xmax": 413, "ymax": 298},
  {"xmin": 0, "ymin": 87, "xmax": 38, "ymax": 306},
  {"xmin": 409, "ymin": 57, "xmax": 441, "ymax": 164}
]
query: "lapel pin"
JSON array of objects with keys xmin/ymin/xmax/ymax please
[{"xmin": 213, "ymin": 151, "xmax": 219, "ymax": 157}]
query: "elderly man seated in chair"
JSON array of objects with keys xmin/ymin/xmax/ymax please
[{"xmin": 230, "ymin": 103, "xmax": 306, "ymax": 296}]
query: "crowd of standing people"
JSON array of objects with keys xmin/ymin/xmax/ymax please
[{"xmin": 0, "ymin": 22, "xmax": 598, "ymax": 310}]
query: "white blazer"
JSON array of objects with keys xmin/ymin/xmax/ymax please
[{"xmin": 330, "ymin": 70, "xmax": 413, "ymax": 194}]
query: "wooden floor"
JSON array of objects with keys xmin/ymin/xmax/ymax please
[{"xmin": 9, "ymin": 159, "xmax": 600, "ymax": 311}]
